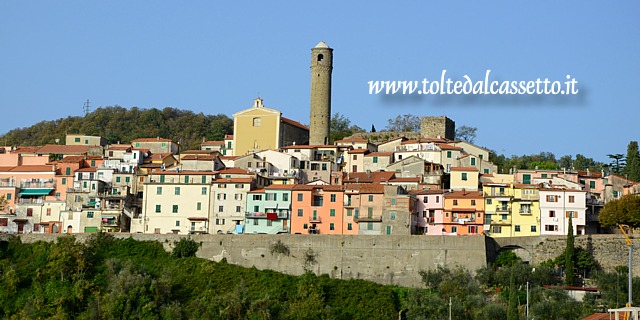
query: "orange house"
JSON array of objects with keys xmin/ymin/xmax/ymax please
[
  {"xmin": 291, "ymin": 185, "xmax": 345, "ymax": 234},
  {"xmin": 443, "ymin": 190, "xmax": 484, "ymax": 235}
]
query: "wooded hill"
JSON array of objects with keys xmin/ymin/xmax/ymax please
[{"xmin": 0, "ymin": 106, "xmax": 233, "ymax": 151}]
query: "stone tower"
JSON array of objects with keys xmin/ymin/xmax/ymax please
[{"xmin": 309, "ymin": 41, "xmax": 333, "ymax": 145}]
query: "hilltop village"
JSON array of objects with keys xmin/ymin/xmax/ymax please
[{"xmin": 0, "ymin": 42, "xmax": 637, "ymax": 237}]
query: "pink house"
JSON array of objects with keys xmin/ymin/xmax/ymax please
[{"xmin": 411, "ymin": 189, "xmax": 449, "ymax": 235}]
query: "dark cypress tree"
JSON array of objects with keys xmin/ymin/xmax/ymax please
[
  {"xmin": 565, "ymin": 214, "xmax": 575, "ymax": 286},
  {"xmin": 623, "ymin": 141, "xmax": 640, "ymax": 182}
]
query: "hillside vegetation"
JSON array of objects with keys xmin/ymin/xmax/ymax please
[
  {"xmin": 0, "ymin": 106, "xmax": 233, "ymax": 151},
  {"xmin": 2, "ymin": 234, "xmax": 636, "ymax": 319}
]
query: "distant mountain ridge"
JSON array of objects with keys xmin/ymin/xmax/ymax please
[{"xmin": 0, "ymin": 106, "xmax": 233, "ymax": 151}]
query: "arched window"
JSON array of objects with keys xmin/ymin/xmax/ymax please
[{"xmin": 317, "ymin": 54, "xmax": 324, "ymax": 62}]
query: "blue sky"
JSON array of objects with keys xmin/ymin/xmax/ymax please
[{"xmin": 1, "ymin": 1, "xmax": 638, "ymax": 163}]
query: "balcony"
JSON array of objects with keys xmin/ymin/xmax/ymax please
[
  {"xmin": 343, "ymin": 200, "xmax": 355, "ymax": 207},
  {"xmin": 354, "ymin": 214, "xmax": 382, "ymax": 222},
  {"xmin": 245, "ymin": 211, "xmax": 289, "ymax": 219},
  {"xmin": 491, "ymin": 218, "xmax": 512, "ymax": 225},
  {"xmin": 20, "ymin": 180, "xmax": 55, "ymax": 189},
  {"xmin": 519, "ymin": 209, "xmax": 532, "ymax": 215},
  {"xmin": 0, "ymin": 179, "xmax": 16, "ymax": 187},
  {"xmin": 309, "ymin": 216, "xmax": 322, "ymax": 223},
  {"xmin": 495, "ymin": 205, "xmax": 511, "ymax": 212},
  {"xmin": 453, "ymin": 217, "xmax": 476, "ymax": 224},
  {"xmin": 517, "ymin": 193, "xmax": 539, "ymax": 201},
  {"xmin": 17, "ymin": 198, "xmax": 44, "ymax": 205}
]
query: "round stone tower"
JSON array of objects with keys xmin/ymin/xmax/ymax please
[{"xmin": 309, "ymin": 41, "xmax": 333, "ymax": 146}]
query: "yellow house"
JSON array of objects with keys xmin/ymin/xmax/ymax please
[
  {"xmin": 511, "ymin": 184, "xmax": 540, "ymax": 237},
  {"xmin": 483, "ymin": 183, "xmax": 540, "ymax": 237},
  {"xmin": 450, "ymin": 166, "xmax": 479, "ymax": 191},
  {"xmin": 233, "ymin": 98, "xmax": 309, "ymax": 156},
  {"xmin": 482, "ymin": 182, "xmax": 514, "ymax": 237}
]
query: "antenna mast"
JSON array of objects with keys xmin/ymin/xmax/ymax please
[{"xmin": 83, "ymin": 99, "xmax": 91, "ymax": 116}]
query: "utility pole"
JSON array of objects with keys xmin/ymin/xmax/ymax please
[
  {"xmin": 526, "ymin": 281, "xmax": 529, "ymax": 319},
  {"xmin": 449, "ymin": 297, "xmax": 452, "ymax": 320}
]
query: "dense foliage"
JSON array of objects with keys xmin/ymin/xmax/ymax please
[
  {"xmin": 599, "ymin": 194, "xmax": 640, "ymax": 228},
  {"xmin": 0, "ymin": 234, "xmax": 636, "ymax": 319},
  {"xmin": 0, "ymin": 234, "xmax": 399, "ymax": 319},
  {"xmin": 0, "ymin": 106, "xmax": 233, "ymax": 151}
]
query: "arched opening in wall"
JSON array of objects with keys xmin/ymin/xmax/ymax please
[
  {"xmin": 317, "ymin": 54, "xmax": 324, "ymax": 61},
  {"xmin": 67, "ymin": 225, "xmax": 73, "ymax": 233},
  {"xmin": 495, "ymin": 245, "xmax": 533, "ymax": 265}
]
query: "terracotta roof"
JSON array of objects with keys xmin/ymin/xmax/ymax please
[
  {"xmin": 11, "ymin": 147, "xmax": 40, "ymax": 154},
  {"xmin": 280, "ymin": 116, "xmax": 309, "ymax": 131},
  {"xmin": 76, "ymin": 167, "xmax": 97, "ymax": 172},
  {"xmin": 280, "ymin": 145, "xmax": 316, "ymax": 149},
  {"xmin": 182, "ymin": 150, "xmax": 218, "ymax": 155},
  {"xmin": 437, "ymin": 143, "xmax": 463, "ymax": 150},
  {"xmin": 9, "ymin": 165, "xmax": 55, "ymax": 172},
  {"xmin": 181, "ymin": 155, "xmax": 217, "ymax": 161},
  {"xmin": 224, "ymin": 134, "xmax": 233, "ymax": 139},
  {"xmin": 106, "ymin": 145, "xmax": 132, "ymax": 151},
  {"xmin": 37, "ymin": 144, "xmax": 91, "ymax": 154},
  {"xmin": 348, "ymin": 149, "xmax": 368, "ymax": 154},
  {"xmin": 58, "ymin": 155, "xmax": 86, "ymax": 163},
  {"xmin": 446, "ymin": 190, "xmax": 483, "ymax": 198},
  {"xmin": 147, "ymin": 153, "xmax": 174, "ymax": 161},
  {"xmin": 265, "ymin": 184, "xmax": 297, "ymax": 190},
  {"xmin": 389, "ymin": 177, "xmax": 421, "ymax": 183},
  {"xmin": 218, "ymin": 156, "xmax": 239, "ymax": 160},
  {"xmin": 344, "ymin": 172, "xmax": 395, "ymax": 183},
  {"xmin": 214, "ymin": 178, "xmax": 253, "ymax": 184},
  {"xmin": 450, "ymin": 166, "xmax": 479, "ymax": 172},
  {"xmin": 539, "ymin": 188, "xmax": 586, "ymax": 192},
  {"xmin": 335, "ymin": 137, "xmax": 368, "ymax": 143},
  {"xmin": 344, "ymin": 183, "xmax": 385, "ymax": 194},
  {"xmin": 132, "ymin": 137, "xmax": 173, "ymax": 143},
  {"xmin": 365, "ymin": 152, "xmax": 394, "ymax": 157},
  {"xmin": 0, "ymin": 167, "xmax": 15, "ymax": 172},
  {"xmin": 153, "ymin": 171, "xmax": 218, "ymax": 176},
  {"xmin": 292, "ymin": 184, "xmax": 344, "ymax": 192},
  {"xmin": 410, "ymin": 189, "xmax": 449, "ymax": 195},
  {"xmin": 580, "ymin": 313, "xmax": 611, "ymax": 320},
  {"xmin": 201, "ymin": 141, "xmax": 224, "ymax": 146},
  {"xmin": 218, "ymin": 167, "xmax": 251, "ymax": 175}
]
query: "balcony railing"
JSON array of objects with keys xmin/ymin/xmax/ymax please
[
  {"xmin": 453, "ymin": 217, "xmax": 476, "ymax": 224},
  {"xmin": 495, "ymin": 205, "xmax": 511, "ymax": 212},
  {"xmin": 354, "ymin": 215, "xmax": 382, "ymax": 222},
  {"xmin": 0, "ymin": 179, "xmax": 17, "ymax": 187},
  {"xmin": 17, "ymin": 198, "xmax": 44, "ymax": 205},
  {"xmin": 309, "ymin": 216, "xmax": 322, "ymax": 223},
  {"xmin": 20, "ymin": 181, "xmax": 55, "ymax": 189},
  {"xmin": 245, "ymin": 211, "xmax": 289, "ymax": 219},
  {"xmin": 491, "ymin": 219, "xmax": 512, "ymax": 225}
]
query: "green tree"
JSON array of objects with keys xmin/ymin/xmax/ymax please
[
  {"xmin": 329, "ymin": 113, "xmax": 364, "ymax": 143},
  {"xmin": 565, "ymin": 215, "xmax": 576, "ymax": 286},
  {"xmin": 558, "ymin": 155, "xmax": 573, "ymax": 170},
  {"xmin": 507, "ymin": 268, "xmax": 519, "ymax": 320},
  {"xmin": 455, "ymin": 125, "xmax": 477, "ymax": 143},
  {"xmin": 385, "ymin": 114, "xmax": 420, "ymax": 132},
  {"xmin": 599, "ymin": 194, "xmax": 640, "ymax": 228},
  {"xmin": 608, "ymin": 153, "xmax": 626, "ymax": 175},
  {"xmin": 623, "ymin": 141, "xmax": 640, "ymax": 182},
  {"xmin": 172, "ymin": 238, "xmax": 200, "ymax": 258}
]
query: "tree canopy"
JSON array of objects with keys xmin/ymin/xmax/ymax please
[
  {"xmin": 455, "ymin": 125, "xmax": 477, "ymax": 143},
  {"xmin": 0, "ymin": 106, "xmax": 233, "ymax": 151},
  {"xmin": 623, "ymin": 141, "xmax": 640, "ymax": 182},
  {"xmin": 329, "ymin": 113, "xmax": 364, "ymax": 143},
  {"xmin": 599, "ymin": 194, "xmax": 640, "ymax": 228},
  {"xmin": 384, "ymin": 114, "xmax": 420, "ymax": 132}
]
